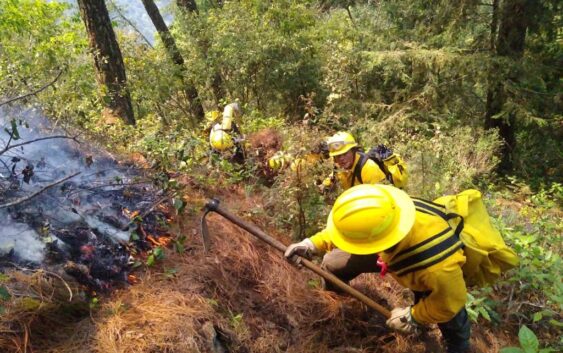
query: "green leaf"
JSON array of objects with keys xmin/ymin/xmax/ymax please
[
  {"xmin": 146, "ymin": 254, "xmax": 155, "ymax": 267},
  {"xmin": 153, "ymin": 247, "xmax": 165, "ymax": 260},
  {"xmin": 130, "ymin": 231, "xmax": 139, "ymax": 241},
  {"xmin": 478, "ymin": 307, "xmax": 491, "ymax": 321},
  {"xmin": 548, "ymin": 319, "xmax": 563, "ymax": 327},
  {"xmin": 518, "ymin": 325, "xmax": 539, "ymax": 353},
  {"xmin": 164, "ymin": 268, "xmax": 177, "ymax": 279},
  {"xmin": 174, "ymin": 241, "xmax": 184, "ymax": 254},
  {"xmin": 532, "ymin": 312, "xmax": 542, "ymax": 322},
  {"xmin": 172, "ymin": 198, "xmax": 186, "ymax": 214},
  {"xmin": 10, "ymin": 119, "xmax": 20, "ymax": 140},
  {"xmin": 500, "ymin": 348, "xmax": 524, "ymax": 353},
  {"xmin": 0, "ymin": 286, "xmax": 11, "ymax": 301}
]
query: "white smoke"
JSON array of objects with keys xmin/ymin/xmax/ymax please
[{"xmin": 0, "ymin": 106, "xmax": 148, "ymax": 264}]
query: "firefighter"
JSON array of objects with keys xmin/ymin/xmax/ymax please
[
  {"xmin": 284, "ymin": 184, "xmax": 471, "ymax": 353},
  {"xmin": 322, "ymin": 132, "xmax": 408, "ymax": 191},
  {"xmin": 208, "ymin": 103, "xmax": 245, "ymax": 162}
]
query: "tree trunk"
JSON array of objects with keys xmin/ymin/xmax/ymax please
[
  {"xmin": 484, "ymin": 0, "xmax": 530, "ymax": 171},
  {"xmin": 177, "ymin": 0, "xmax": 198, "ymax": 14},
  {"xmin": 77, "ymin": 0, "xmax": 135, "ymax": 125},
  {"xmin": 141, "ymin": 0, "xmax": 204, "ymax": 120}
]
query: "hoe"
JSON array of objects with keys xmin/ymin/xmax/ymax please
[{"xmin": 201, "ymin": 198, "xmax": 391, "ymax": 319}]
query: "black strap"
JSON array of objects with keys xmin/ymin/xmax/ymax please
[
  {"xmin": 352, "ymin": 152, "xmax": 368, "ymax": 186},
  {"xmin": 388, "ymin": 199, "xmax": 466, "ymax": 276}
]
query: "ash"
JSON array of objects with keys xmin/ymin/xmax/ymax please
[{"xmin": 0, "ymin": 106, "xmax": 168, "ymax": 293}]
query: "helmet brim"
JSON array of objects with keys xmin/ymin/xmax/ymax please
[
  {"xmin": 328, "ymin": 143, "xmax": 357, "ymax": 157},
  {"xmin": 326, "ymin": 185, "xmax": 416, "ymax": 255}
]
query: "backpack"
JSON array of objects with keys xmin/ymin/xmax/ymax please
[
  {"xmin": 404, "ymin": 190, "xmax": 519, "ymax": 287},
  {"xmin": 353, "ymin": 145, "xmax": 409, "ymax": 188}
]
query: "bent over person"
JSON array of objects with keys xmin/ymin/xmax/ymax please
[
  {"xmin": 323, "ymin": 132, "xmax": 408, "ymax": 191},
  {"xmin": 208, "ymin": 102, "xmax": 245, "ymax": 162},
  {"xmin": 285, "ymin": 184, "xmax": 471, "ymax": 353}
]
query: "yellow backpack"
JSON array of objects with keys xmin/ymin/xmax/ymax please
[{"xmin": 413, "ymin": 189, "xmax": 519, "ymax": 287}]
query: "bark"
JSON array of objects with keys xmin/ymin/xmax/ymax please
[
  {"xmin": 141, "ymin": 0, "xmax": 204, "ymax": 120},
  {"xmin": 484, "ymin": 0, "xmax": 531, "ymax": 171},
  {"xmin": 77, "ymin": 0, "xmax": 135, "ymax": 125}
]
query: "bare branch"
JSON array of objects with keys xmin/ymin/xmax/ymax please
[
  {"xmin": 121, "ymin": 193, "xmax": 172, "ymax": 230},
  {"xmin": 108, "ymin": 0, "xmax": 154, "ymax": 48},
  {"xmin": 0, "ymin": 70, "xmax": 63, "ymax": 107},
  {"xmin": 0, "ymin": 172, "xmax": 81, "ymax": 209},
  {"xmin": 0, "ymin": 135, "xmax": 80, "ymax": 156}
]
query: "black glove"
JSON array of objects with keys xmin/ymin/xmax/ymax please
[{"xmin": 371, "ymin": 144, "xmax": 393, "ymax": 161}]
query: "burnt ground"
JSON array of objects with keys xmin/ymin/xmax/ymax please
[{"xmin": 0, "ymin": 184, "xmax": 517, "ymax": 353}]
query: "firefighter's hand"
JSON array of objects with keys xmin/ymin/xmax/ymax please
[
  {"xmin": 386, "ymin": 306, "xmax": 421, "ymax": 334},
  {"xmin": 284, "ymin": 238, "xmax": 316, "ymax": 263},
  {"xmin": 318, "ymin": 177, "xmax": 333, "ymax": 193}
]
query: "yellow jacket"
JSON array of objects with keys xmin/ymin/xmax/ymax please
[
  {"xmin": 335, "ymin": 152, "xmax": 387, "ymax": 190},
  {"xmin": 310, "ymin": 210, "xmax": 467, "ymax": 324}
]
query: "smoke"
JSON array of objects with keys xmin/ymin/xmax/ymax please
[{"xmin": 0, "ymin": 106, "xmax": 153, "ymax": 266}]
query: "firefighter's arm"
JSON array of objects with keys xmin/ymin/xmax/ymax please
[
  {"xmin": 411, "ymin": 264, "xmax": 468, "ymax": 324},
  {"xmin": 361, "ymin": 159, "xmax": 387, "ymax": 184},
  {"xmin": 308, "ymin": 228, "xmax": 334, "ymax": 254}
]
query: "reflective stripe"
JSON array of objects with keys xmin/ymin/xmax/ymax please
[
  {"xmin": 389, "ymin": 199, "xmax": 465, "ymax": 276},
  {"xmin": 390, "ymin": 232, "xmax": 463, "ymax": 275},
  {"xmin": 393, "ymin": 227, "xmax": 452, "ymax": 260},
  {"xmin": 395, "ymin": 241, "xmax": 464, "ymax": 276}
]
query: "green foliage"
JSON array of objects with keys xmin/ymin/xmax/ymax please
[
  {"xmin": 500, "ymin": 325, "xmax": 556, "ymax": 353},
  {"xmin": 466, "ymin": 288, "xmax": 498, "ymax": 323},
  {"xmin": 484, "ymin": 183, "xmax": 562, "ymax": 348},
  {"xmin": 146, "ymin": 247, "xmax": 165, "ymax": 267}
]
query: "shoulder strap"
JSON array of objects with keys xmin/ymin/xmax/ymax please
[
  {"xmin": 388, "ymin": 199, "xmax": 465, "ymax": 276},
  {"xmin": 352, "ymin": 152, "xmax": 368, "ymax": 187}
]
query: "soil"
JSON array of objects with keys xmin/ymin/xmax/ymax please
[{"xmin": 1, "ymin": 183, "xmax": 519, "ymax": 353}]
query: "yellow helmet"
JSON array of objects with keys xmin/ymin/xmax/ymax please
[
  {"xmin": 326, "ymin": 184, "xmax": 416, "ymax": 254},
  {"xmin": 327, "ymin": 132, "xmax": 358, "ymax": 157},
  {"xmin": 209, "ymin": 124, "xmax": 234, "ymax": 151}
]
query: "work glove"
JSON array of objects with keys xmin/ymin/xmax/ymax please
[
  {"xmin": 284, "ymin": 238, "xmax": 316, "ymax": 263},
  {"xmin": 386, "ymin": 306, "xmax": 421, "ymax": 334},
  {"xmin": 317, "ymin": 177, "xmax": 334, "ymax": 193}
]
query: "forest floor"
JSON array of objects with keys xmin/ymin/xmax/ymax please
[
  {"xmin": 85, "ymin": 181, "xmax": 518, "ymax": 353},
  {"xmin": 3, "ymin": 179, "xmax": 519, "ymax": 353}
]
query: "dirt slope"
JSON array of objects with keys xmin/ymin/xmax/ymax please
[
  {"xmin": 1, "ymin": 184, "xmax": 516, "ymax": 353},
  {"xmin": 86, "ymin": 185, "xmax": 515, "ymax": 353}
]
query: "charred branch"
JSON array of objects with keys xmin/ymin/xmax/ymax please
[
  {"xmin": 0, "ymin": 70, "xmax": 63, "ymax": 108},
  {"xmin": 108, "ymin": 0, "xmax": 154, "ymax": 48},
  {"xmin": 0, "ymin": 135, "xmax": 80, "ymax": 157},
  {"xmin": 0, "ymin": 172, "xmax": 81, "ymax": 209}
]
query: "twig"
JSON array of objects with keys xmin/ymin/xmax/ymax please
[
  {"xmin": 0, "ymin": 70, "xmax": 63, "ymax": 107},
  {"xmin": 108, "ymin": 0, "xmax": 154, "ymax": 48},
  {"xmin": 0, "ymin": 135, "xmax": 80, "ymax": 156},
  {"xmin": 43, "ymin": 270, "xmax": 74, "ymax": 302},
  {"xmin": 2, "ymin": 264, "xmax": 74, "ymax": 302},
  {"xmin": 121, "ymin": 193, "xmax": 173, "ymax": 230},
  {"xmin": 0, "ymin": 172, "xmax": 81, "ymax": 209}
]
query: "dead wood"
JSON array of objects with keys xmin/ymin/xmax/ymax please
[
  {"xmin": 0, "ymin": 171, "xmax": 81, "ymax": 209},
  {"xmin": 0, "ymin": 70, "xmax": 63, "ymax": 107},
  {"xmin": 0, "ymin": 135, "xmax": 80, "ymax": 156}
]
